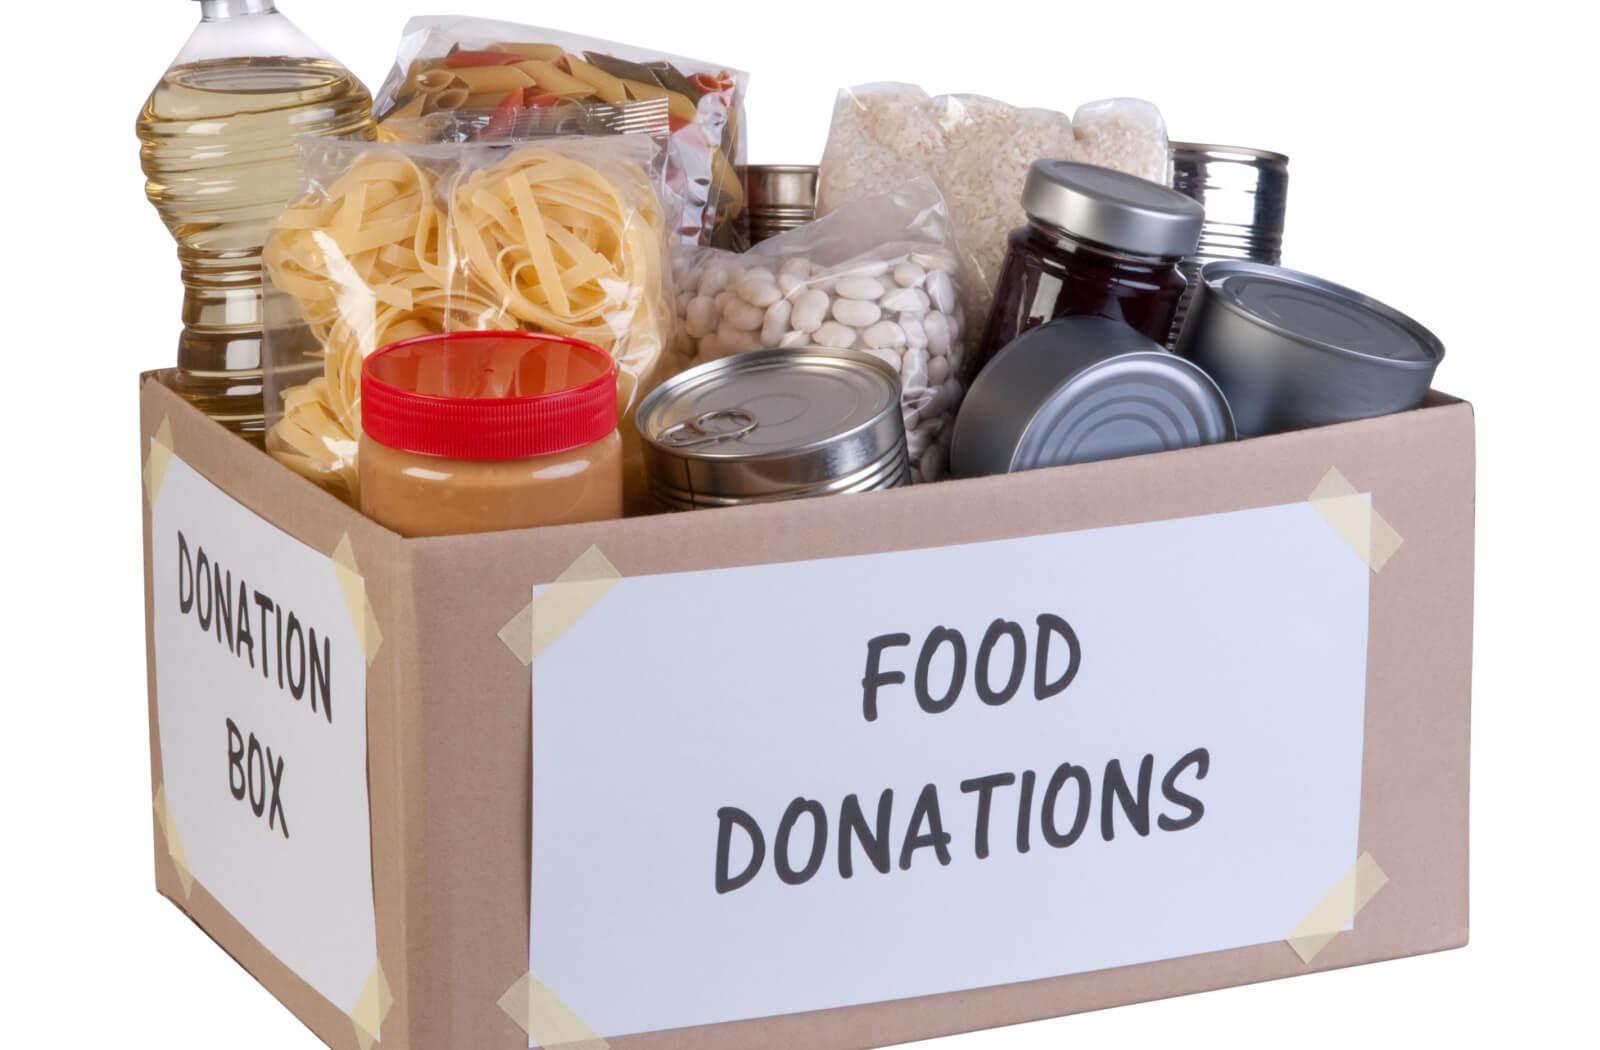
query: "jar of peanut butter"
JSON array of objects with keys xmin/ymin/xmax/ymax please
[{"xmin": 358, "ymin": 332, "xmax": 623, "ymax": 537}]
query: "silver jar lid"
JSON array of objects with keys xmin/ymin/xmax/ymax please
[
  {"xmin": 952, "ymin": 316, "xmax": 1234, "ymax": 476},
  {"xmin": 743, "ymin": 164, "xmax": 819, "ymax": 210},
  {"xmin": 636, "ymin": 347, "xmax": 909, "ymax": 508},
  {"xmin": 1022, "ymin": 159, "xmax": 1205, "ymax": 258}
]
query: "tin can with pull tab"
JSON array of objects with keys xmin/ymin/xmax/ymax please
[{"xmin": 636, "ymin": 347, "xmax": 910, "ymax": 510}]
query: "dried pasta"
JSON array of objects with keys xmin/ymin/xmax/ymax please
[
  {"xmin": 447, "ymin": 65, "xmax": 534, "ymax": 96},
  {"xmin": 490, "ymin": 42, "xmax": 565, "ymax": 62},
  {"xmin": 264, "ymin": 142, "xmax": 671, "ymax": 510},
  {"xmin": 563, "ymin": 56, "xmax": 625, "ymax": 105},
  {"xmin": 511, "ymin": 60, "xmax": 594, "ymax": 98},
  {"xmin": 371, "ymin": 22, "xmax": 749, "ymax": 248}
]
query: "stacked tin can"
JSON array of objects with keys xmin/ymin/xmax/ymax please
[
  {"xmin": 742, "ymin": 165, "xmax": 819, "ymax": 244},
  {"xmin": 1167, "ymin": 144, "xmax": 1289, "ymax": 345},
  {"xmin": 636, "ymin": 347, "xmax": 910, "ymax": 510}
]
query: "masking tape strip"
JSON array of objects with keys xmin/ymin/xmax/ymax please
[
  {"xmin": 152, "ymin": 785, "xmax": 194, "ymax": 900},
  {"xmin": 1285, "ymin": 852, "xmax": 1389, "ymax": 964},
  {"xmin": 143, "ymin": 415, "xmax": 174, "ymax": 506},
  {"xmin": 498, "ymin": 545, "xmax": 621, "ymax": 666},
  {"xmin": 1308, "ymin": 467, "xmax": 1404, "ymax": 573},
  {"xmin": 498, "ymin": 973, "xmax": 609, "ymax": 1050},
  {"xmin": 352, "ymin": 962, "xmax": 394, "ymax": 1050},
  {"xmin": 332, "ymin": 533, "xmax": 383, "ymax": 666},
  {"xmin": 496, "ymin": 551, "xmax": 620, "ymax": 1043}
]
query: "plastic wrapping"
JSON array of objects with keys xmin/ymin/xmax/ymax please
[
  {"xmin": 261, "ymin": 134, "xmax": 674, "ymax": 512},
  {"xmin": 669, "ymin": 178, "xmax": 967, "ymax": 483},
  {"xmin": 816, "ymin": 84, "xmax": 1168, "ymax": 335},
  {"xmin": 372, "ymin": 16, "xmax": 748, "ymax": 249}
]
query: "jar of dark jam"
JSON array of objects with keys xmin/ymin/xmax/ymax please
[{"xmin": 970, "ymin": 160, "xmax": 1204, "ymax": 384}]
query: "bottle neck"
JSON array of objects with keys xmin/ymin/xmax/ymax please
[
  {"xmin": 1024, "ymin": 215, "xmax": 1182, "ymax": 268},
  {"xmin": 200, "ymin": 0, "xmax": 278, "ymax": 20}
]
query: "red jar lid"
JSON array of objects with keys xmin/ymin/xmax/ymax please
[{"xmin": 361, "ymin": 332, "xmax": 617, "ymax": 461}]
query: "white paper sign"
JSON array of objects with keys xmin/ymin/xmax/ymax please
[
  {"xmin": 530, "ymin": 499, "xmax": 1370, "ymax": 1042},
  {"xmin": 151, "ymin": 453, "xmax": 377, "ymax": 1017}
]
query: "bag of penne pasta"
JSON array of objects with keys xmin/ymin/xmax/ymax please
[
  {"xmin": 373, "ymin": 16, "xmax": 749, "ymax": 251},
  {"xmin": 260, "ymin": 134, "xmax": 678, "ymax": 514}
]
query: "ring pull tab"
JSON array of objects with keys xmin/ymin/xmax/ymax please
[{"xmin": 658, "ymin": 408, "xmax": 759, "ymax": 449}]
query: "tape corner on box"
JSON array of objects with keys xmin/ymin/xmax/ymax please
[
  {"xmin": 1284, "ymin": 851, "xmax": 1390, "ymax": 964},
  {"xmin": 498, "ymin": 545, "xmax": 622, "ymax": 666},
  {"xmin": 498, "ymin": 972, "xmax": 609, "ymax": 1050},
  {"xmin": 152, "ymin": 784, "xmax": 195, "ymax": 900},
  {"xmin": 143, "ymin": 414, "xmax": 175, "ymax": 506},
  {"xmin": 351, "ymin": 961, "xmax": 394, "ymax": 1050},
  {"xmin": 1307, "ymin": 466, "xmax": 1404, "ymax": 573},
  {"xmin": 331, "ymin": 532, "xmax": 384, "ymax": 666}
]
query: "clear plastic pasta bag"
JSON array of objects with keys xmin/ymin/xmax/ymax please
[
  {"xmin": 371, "ymin": 16, "xmax": 749, "ymax": 250},
  {"xmin": 261, "ymin": 134, "xmax": 676, "ymax": 514},
  {"xmin": 669, "ymin": 177, "xmax": 968, "ymax": 483},
  {"xmin": 816, "ymin": 84, "xmax": 1168, "ymax": 336}
]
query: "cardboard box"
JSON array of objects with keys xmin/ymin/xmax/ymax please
[{"xmin": 140, "ymin": 369, "xmax": 1474, "ymax": 1050}]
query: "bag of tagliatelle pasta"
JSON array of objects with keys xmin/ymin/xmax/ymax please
[
  {"xmin": 372, "ymin": 16, "xmax": 749, "ymax": 250},
  {"xmin": 260, "ymin": 134, "xmax": 676, "ymax": 513}
]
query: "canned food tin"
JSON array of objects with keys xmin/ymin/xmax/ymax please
[
  {"xmin": 1167, "ymin": 143, "xmax": 1290, "ymax": 345},
  {"xmin": 952, "ymin": 316, "xmax": 1234, "ymax": 476},
  {"xmin": 742, "ymin": 164, "xmax": 819, "ymax": 244},
  {"xmin": 636, "ymin": 347, "xmax": 909, "ymax": 509},
  {"xmin": 1174, "ymin": 261, "xmax": 1445, "ymax": 438}
]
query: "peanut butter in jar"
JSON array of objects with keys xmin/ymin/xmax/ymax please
[{"xmin": 358, "ymin": 332, "xmax": 623, "ymax": 537}]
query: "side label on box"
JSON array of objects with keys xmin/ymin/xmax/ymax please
[
  {"xmin": 151, "ymin": 453, "xmax": 377, "ymax": 1018},
  {"xmin": 529, "ymin": 499, "xmax": 1371, "ymax": 1042}
]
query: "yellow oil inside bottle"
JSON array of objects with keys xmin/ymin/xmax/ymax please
[{"xmin": 138, "ymin": 56, "xmax": 374, "ymax": 443}]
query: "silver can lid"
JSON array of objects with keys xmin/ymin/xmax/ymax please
[
  {"xmin": 952, "ymin": 316, "xmax": 1234, "ymax": 476},
  {"xmin": 636, "ymin": 347, "xmax": 908, "ymax": 506},
  {"xmin": 1203, "ymin": 261, "xmax": 1444, "ymax": 367},
  {"xmin": 1022, "ymin": 159, "xmax": 1204, "ymax": 258}
]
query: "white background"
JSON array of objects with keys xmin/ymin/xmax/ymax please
[
  {"xmin": 3, "ymin": 1, "xmax": 1595, "ymax": 1047},
  {"xmin": 530, "ymin": 503, "xmax": 1369, "ymax": 1038}
]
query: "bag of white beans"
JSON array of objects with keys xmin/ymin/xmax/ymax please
[{"xmin": 668, "ymin": 177, "xmax": 967, "ymax": 482}]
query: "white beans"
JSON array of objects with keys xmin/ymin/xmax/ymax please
[
  {"xmin": 923, "ymin": 310, "xmax": 952, "ymax": 356},
  {"xmin": 737, "ymin": 275, "xmax": 783, "ymax": 307},
  {"xmin": 685, "ymin": 296, "xmax": 717, "ymax": 338},
  {"xmin": 902, "ymin": 347, "xmax": 930, "ymax": 391},
  {"xmin": 927, "ymin": 270, "xmax": 956, "ymax": 313},
  {"xmin": 813, "ymin": 321, "xmax": 857, "ymax": 349},
  {"xmin": 697, "ymin": 262, "xmax": 731, "ymax": 295},
  {"xmin": 831, "ymin": 297, "xmax": 881, "ymax": 328},
  {"xmin": 836, "ymin": 276, "xmax": 886, "ymax": 300},
  {"xmin": 862, "ymin": 320, "xmax": 906, "ymax": 349},
  {"xmin": 721, "ymin": 297, "xmax": 766, "ymax": 332},
  {"xmin": 865, "ymin": 347, "xmax": 902, "ymax": 370},
  {"xmin": 791, "ymin": 289, "xmax": 830, "ymax": 333},
  {"xmin": 900, "ymin": 313, "xmax": 928, "ymax": 349},
  {"xmin": 761, "ymin": 299, "xmax": 792, "ymax": 346},
  {"xmin": 672, "ymin": 244, "xmax": 968, "ymax": 482},
  {"xmin": 880, "ymin": 286, "xmax": 929, "ymax": 313},
  {"xmin": 894, "ymin": 260, "xmax": 925, "ymax": 287}
]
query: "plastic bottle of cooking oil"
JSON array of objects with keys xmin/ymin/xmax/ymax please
[{"xmin": 137, "ymin": 0, "xmax": 374, "ymax": 443}]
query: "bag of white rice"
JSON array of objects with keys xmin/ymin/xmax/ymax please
[{"xmin": 816, "ymin": 84, "xmax": 1169, "ymax": 338}]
